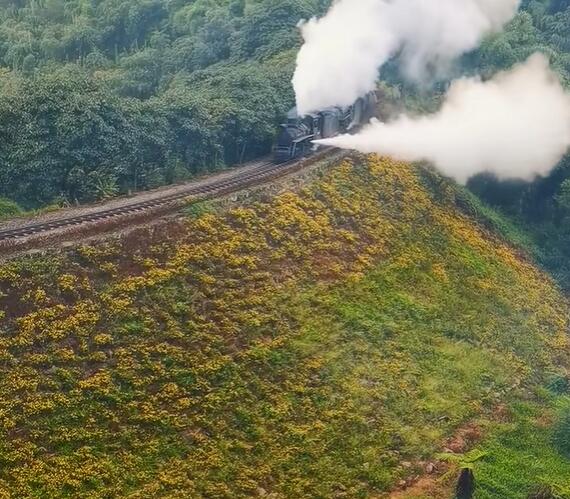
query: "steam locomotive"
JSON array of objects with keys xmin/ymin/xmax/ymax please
[{"xmin": 273, "ymin": 92, "xmax": 377, "ymax": 162}]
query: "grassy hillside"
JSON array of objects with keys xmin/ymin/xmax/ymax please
[{"xmin": 0, "ymin": 155, "xmax": 568, "ymax": 497}]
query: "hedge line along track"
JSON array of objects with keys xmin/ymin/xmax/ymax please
[{"xmin": 0, "ymin": 149, "xmax": 337, "ymax": 246}]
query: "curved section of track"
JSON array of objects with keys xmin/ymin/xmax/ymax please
[{"xmin": 0, "ymin": 151, "xmax": 334, "ymax": 246}]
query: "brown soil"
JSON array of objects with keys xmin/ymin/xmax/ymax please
[{"xmin": 386, "ymin": 403, "xmax": 514, "ymax": 499}]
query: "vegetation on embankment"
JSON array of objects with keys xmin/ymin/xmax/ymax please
[{"xmin": 0, "ymin": 154, "xmax": 568, "ymax": 497}]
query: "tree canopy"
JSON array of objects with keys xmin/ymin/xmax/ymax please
[
  {"xmin": 0, "ymin": 0, "xmax": 326, "ymax": 207},
  {"xmin": 0, "ymin": 0, "xmax": 566, "ymax": 217}
]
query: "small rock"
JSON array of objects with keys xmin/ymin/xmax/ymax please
[
  {"xmin": 426, "ymin": 462, "xmax": 436, "ymax": 474},
  {"xmin": 256, "ymin": 487, "xmax": 267, "ymax": 497}
]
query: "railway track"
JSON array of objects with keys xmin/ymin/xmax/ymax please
[{"xmin": 0, "ymin": 153, "xmax": 327, "ymax": 244}]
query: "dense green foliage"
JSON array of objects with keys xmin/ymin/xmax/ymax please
[
  {"xmin": 0, "ymin": 0, "xmax": 566, "ymax": 221},
  {"xmin": 0, "ymin": 196, "xmax": 21, "ymax": 219},
  {"xmin": 468, "ymin": 0, "xmax": 569, "ymax": 84},
  {"xmin": 554, "ymin": 406, "xmax": 570, "ymax": 458},
  {"xmin": 0, "ymin": 0, "xmax": 327, "ymax": 207}
]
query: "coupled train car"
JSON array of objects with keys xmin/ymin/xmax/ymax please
[{"xmin": 273, "ymin": 92, "xmax": 377, "ymax": 163}]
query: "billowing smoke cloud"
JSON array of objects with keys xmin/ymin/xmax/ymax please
[
  {"xmin": 316, "ymin": 54, "xmax": 570, "ymax": 183},
  {"xmin": 293, "ymin": 0, "xmax": 520, "ymax": 114}
]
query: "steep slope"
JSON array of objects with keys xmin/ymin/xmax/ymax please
[{"xmin": 0, "ymin": 155, "xmax": 568, "ymax": 497}]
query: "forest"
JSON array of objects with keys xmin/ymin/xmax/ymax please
[
  {"xmin": 0, "ymin": 0, "xmax": 329, "ymax": 208},
  {"xmin": 0, "ymin": 0, "xmax": 562, "ymax": 207},
  {"xmin": 0, "ymin": 0, "xmax": 568, "ymax": 289}
]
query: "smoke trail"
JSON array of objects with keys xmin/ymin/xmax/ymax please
[
  {"xmin": 293, "ymin": 0, "xmax": 397, "ymax": 114},
  {"xmin": 293, "ymin": 0, "xmax": 520, "ymax": 114},
  {"xmin": 316, "ymin": 54, "xmax": 570, "ymax": 183}
]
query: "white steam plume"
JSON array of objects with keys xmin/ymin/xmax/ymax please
[
  {"xmin": 293, "ymin": 0, "xmax": 520, "ymax": 114},
  {"xmin": 316, "ymin": 54, "xmax": 570, "ymax": 184}
]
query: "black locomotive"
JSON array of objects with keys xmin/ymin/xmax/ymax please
[{"xmin": 273, "ymin": 92, "xmax": 377, "ymax": 162}]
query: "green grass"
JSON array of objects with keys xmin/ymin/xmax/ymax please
[
  {"xmin": 457, "ymin": 188, "xmax": 539, "ymax": 254},
  {"xmin": 417, "ymin": 165, "xmax": 541, "ymax": 259},
  {"xmin": 182, "ymin": 200, "xmax": 218, "ymax": 218},
  {"xmin": 274, "ymin": 249, "xmax": 563, "ymax": 494},
  {"xmin": 474, "ymin": 398, "xmax": 570, "ymax": 498},
  {"xmin": 0, "ymin": 197, "xmax": 22, "ymax": 220}
]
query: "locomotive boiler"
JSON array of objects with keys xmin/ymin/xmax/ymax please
[{"xmin": 273, "ymin": 92, "xmax": 377, "ymax": 162}]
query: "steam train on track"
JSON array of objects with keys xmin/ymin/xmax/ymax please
[{"xmin": 273, "ymin": 92, "xmax": 377, "ymax": 162}]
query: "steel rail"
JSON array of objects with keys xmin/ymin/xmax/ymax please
[{"xmin": 0, "ymin": 155, "xmax": 309, "ymax": 242}]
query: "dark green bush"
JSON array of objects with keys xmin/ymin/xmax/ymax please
[
  {"xmin": 0, "ymin": 197, "xmax": 23, "ymax": 219},
  {"xmin": 546, "ymin": 374, "xmax": 569, "ymax": 395},
  {"xmin": 553, "ymin": 409, "xmax": 570, "ymax": 457}
]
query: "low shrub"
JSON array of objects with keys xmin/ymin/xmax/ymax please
[
  {"xmin": 553, "ymin": 409, "xmax": 570, "ymax": 458},
  {"xmin": 0, "ymin": 197, "xmax": 22, "ymax": 219}
]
